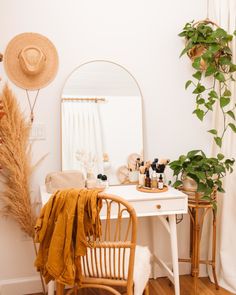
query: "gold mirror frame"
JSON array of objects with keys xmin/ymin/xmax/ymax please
[{"xmin": 60, "ymin": 59, "xmax": 145, "ymax": 185}]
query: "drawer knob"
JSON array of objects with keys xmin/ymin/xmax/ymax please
[{"xmin": 156, "ymin": 204, "xmax": 161, "ymax": 209}]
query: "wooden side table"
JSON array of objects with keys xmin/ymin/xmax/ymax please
[{"xmin": 178, "ymin": 188, "xmax": 219, "ymax": 294}]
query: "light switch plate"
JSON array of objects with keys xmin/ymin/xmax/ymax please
[{"xmin": 30, "ymin": 123, "xmax": 46, "ymax": 140}]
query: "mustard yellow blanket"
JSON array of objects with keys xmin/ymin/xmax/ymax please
[{"xmin": 34, "ymin": 188, "xmax": 102, "ymax": 285}]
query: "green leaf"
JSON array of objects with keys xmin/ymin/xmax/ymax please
[
  {"xmin": 217, "ymin": 153, "xmax": 225, "ymax": 160},
  {"xmin": 193, "ymin": 109, "xmax": 205, "ymax": 121},
  {"xmin": 192, "ymin": 57, "xmax": 201, "ymax": 70},
  {"xmin": 230, "ymin": 64, "xmax": 236, "ymax": 73},
  {"xmin": 208, "ymin": 44, "xmax": 221, "ymax": 53},
  {"xmin": 214, "ymin": 137, "xmax": 222, "ymax": 147},
  {"xmin": 185, "ymin": 80, "xmax": 192, "ymax": 89},
  {"xmin": 193, "ymin": 71, "xmax": 202, "ymax": 80},
  {"xmin": 229, "ymin": 123, "xmax": 236, "ymax": 132},
  {"xmin": 173, "ymin": 180, "xmax": 183, "ymax": 188},
  {"xmin": 197, "ymin": 182, "xmax": 207, "ymax": 192},
  {"xmin": 208, "ymin": 129, "xmax": 217, "ymax": 135},
  {"xmin": 234, "ymin": 30, "xmax": 236, "ymax": 36},
  {"xmin": 178, "ymin": 31, "xmax": 186, "ymax": 37},
  {"xmin": 205, "ymin": 65, "xmax": 216, "ymax": 77},
  {"xmin": 195, "ymin": 171, "xmax": 206, "ymax": 180},
  {"xmin": 180, "ymin": 47, "xmax": 190, "ymax": 58},
  {"xmin": 223, "ymin": 89, "xmax": 231, "ymax": 97},
  {"xmin": 215, "ymin": 72, "xmax": 226, "ymax": 82},
  {"xmin": 193, "ymin": 84, "xmax": 206, "ymax": 94},
  {"xmin": 179, "ymin": 155, "xmax": 187, "ymax": 164},
  {"xmin": 205, "ymin": 102, "xmax": 213, "ymax": 111},
  {"xmin": 220, "ymin": 96, "xmax": 230, "ymax": 108},
  {"xmin": 180, "ymin": 41, "xmax": 193, "ymax": 57},
  {"xmin": 227, "ymin": 110, "xmax": 235, "ymax": 120},
  {"xmin": 219, "ymin": 56, "xmax": 231, "ymax": 65},
  {"xmin": 197, "ymin": 98, "xmax": 205, "ymax": 104},
  {"xmin": 217, "ymin": 186, "xmax": 225, "ymax": 193},
  {"xmin": 211, "ymin": 28, "xmax": 227, "ymax": 38},
  {"xmin": 187, "ymin": 150, "xmax": 201, "ymax": 158},
  {"xmin": 209, "ymin": 90, "xmax": 218, "ymax": 98}
]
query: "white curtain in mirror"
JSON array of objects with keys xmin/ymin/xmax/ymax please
[
  {"xmin": 61, "ymin": 61, "xmax": 144, "ymax": 185},
  {"xmin": 62, "ymin": 100, "xmax": 104, "ymax": 176}
]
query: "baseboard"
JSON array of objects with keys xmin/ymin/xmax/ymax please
[
  {"xmin": 0, "ymin": 264, "xmax": 205, "ymax": 295},
  {"xmin": 0, "ymin": 276, "xmax": 43, "ymax": 295},
  {"xmin": 150, "ymin": 260, "xmax": 191, "ymax": 279}
]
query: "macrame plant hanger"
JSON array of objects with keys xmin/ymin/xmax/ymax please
[{"xmin": 25, "ymin": 89, "xmax": 40, "ymax": 123}]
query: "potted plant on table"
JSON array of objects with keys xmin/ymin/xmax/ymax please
[
  {"xmin": 169, "ymin": 150, "xmax": 234, "ymax": 209},
  {"xmin": 179, "ymin": 19, "xmax": 236, "ymax": 147}
]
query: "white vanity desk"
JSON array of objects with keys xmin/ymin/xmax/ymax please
[{"xmin": 40, "ymin": 185, "xmax": 188, "ymax": 295}]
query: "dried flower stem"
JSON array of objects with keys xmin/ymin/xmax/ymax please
[{"xmin": 0, "ymin": 84, "xmax": 36, "ymax": 238}]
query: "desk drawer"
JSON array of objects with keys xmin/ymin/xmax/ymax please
[
  {"xmin": 100, "ymin": 197, "xmax": 187, "ymax": 219},
  {"xmin": 130, "ymin": 198, "xmax": 187, "ymax": 216}
]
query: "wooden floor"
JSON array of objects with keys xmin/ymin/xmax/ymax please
[{"xmin": 30, "ymin": 276, "xmax": 233, "ymax": 295}]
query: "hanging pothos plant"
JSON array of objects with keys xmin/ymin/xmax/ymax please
[{"xmin": 179, "ymin": 19, "xmax": 236, "ymax": 147}]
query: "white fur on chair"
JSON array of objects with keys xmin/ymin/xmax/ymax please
[
  {"xmin": 82, "ymin": 245, "xmax": 151, "ymax": 295},
  {"xmin": 133, "ymin": 246, "xmax": 151, "ymax": 295}
]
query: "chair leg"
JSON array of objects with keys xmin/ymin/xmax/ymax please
[
  {"xmin": 56, "ymin": 282, "xmax": 64, "ymax": 295},
  {"xmin": 143, "ymin": 283, "xmax": 149, "ymax": 295}
]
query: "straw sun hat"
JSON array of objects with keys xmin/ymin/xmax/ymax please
[{"xmin": 4, "ymin": 32, "xmax": 58, "ymax": 90}]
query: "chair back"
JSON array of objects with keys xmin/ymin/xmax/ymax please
[{"xmin": 80, "ymin": 193, "xmax": 137, "ymax": 291}]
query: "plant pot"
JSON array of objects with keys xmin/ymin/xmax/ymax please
[
  {"xmin": 181, "ymin": 174, "xmax": 217, "ymax": 205},
  {"xmin": 187, "ymin": 45, "xmax": 207, "ymax": 71},
  {"xmin": 182, "ymin": 175, "xmax": 198, "ymax": 191}
]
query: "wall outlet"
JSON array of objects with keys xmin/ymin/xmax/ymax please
[{"xmin": 30, "ymin": 123, "xmax": 46, "ymax": 140}]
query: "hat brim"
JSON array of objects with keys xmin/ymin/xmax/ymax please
[{"xmin": 4, "ymin": 33, "xmax": 59, "ymax": 90}]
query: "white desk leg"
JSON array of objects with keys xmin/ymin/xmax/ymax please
[
  {"xmin": 169, "ymin": 215, "xmax": 180, "ymax": 295},
  {"xmin": 48, "ymin": 281, "xmax": 55, "ymax": 295},
  {"xmin": 151, "ymin": 216, "xmax": 158, "ymax": 279}
]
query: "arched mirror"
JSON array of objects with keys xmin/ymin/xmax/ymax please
[{"xmin": 61, "ymin": 60, "xmax": 144, "ymax": 185}]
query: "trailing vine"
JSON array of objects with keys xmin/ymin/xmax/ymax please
[{"xmin": 179, "ymin": 20, "xmax": 236, "ymax": 147}]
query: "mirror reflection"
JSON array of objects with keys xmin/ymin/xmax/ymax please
[{"xmin": 61, "ymin": 61, "xmax": 143, "ymax": 185}]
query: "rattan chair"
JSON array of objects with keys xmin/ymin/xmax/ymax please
[{"xmin": 56, "ymin": 193, "xmax": 150, "ymax": 295}]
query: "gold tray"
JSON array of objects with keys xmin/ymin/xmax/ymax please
[{"xmin": 136, "ymin": 185, "xmax": 168, "ymax": 193}]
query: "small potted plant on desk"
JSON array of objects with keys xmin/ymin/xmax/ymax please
[{"xmin": 169, "ymin": 150, "xmax": 234, "ymax": 209}]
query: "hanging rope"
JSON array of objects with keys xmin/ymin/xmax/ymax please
[
  {"xmin": 206, "ymin": 0, "xmax": 210, "ymax": 19},
  {"xmin": 227, "ymin": 0, "xmax": 230, "ymax": 32},
  {"xmin": 26, "ymin": 89, "xmax": 40, "ymax": 123}
]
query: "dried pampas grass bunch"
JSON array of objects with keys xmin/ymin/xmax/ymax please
[{"xmin": 0, "ymin": 84, "xmax": 36, "ymax": 238}]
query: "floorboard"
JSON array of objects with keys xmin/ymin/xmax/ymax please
[{"xmin": 29, "ymin": 275, "xmax": 234, "ymax": 295}]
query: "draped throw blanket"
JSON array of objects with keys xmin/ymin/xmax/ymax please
[
  {"xmin": 34, "ymin": 188, "xmax": 102, "ymax": 285},
  {"xmin": 61, "ymin": 100, "xmax": 104, "ymax": 176}
]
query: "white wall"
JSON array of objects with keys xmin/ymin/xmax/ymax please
[{"xmin": 0, "ymin": 0, "xmax": 212, "ymax": 293}]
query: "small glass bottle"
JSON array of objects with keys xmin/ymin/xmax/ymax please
[
  {"xmin": 151, "ymin": 170, "xmax": 158, "ymax": 188},
  {"xmin": 145, "ymin": 170, "xmax": 151, "ymax": 188},
  {"xmin": 97, "ymin": 174, "xmax": 103, "ymax": 187},
  {"xmin": 101, "ymin": 175, "xmax": 109, "ymax": 189},
  {"xmin": 158, "ymin": 174, "xmax": 164, "ymax": 190}
]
